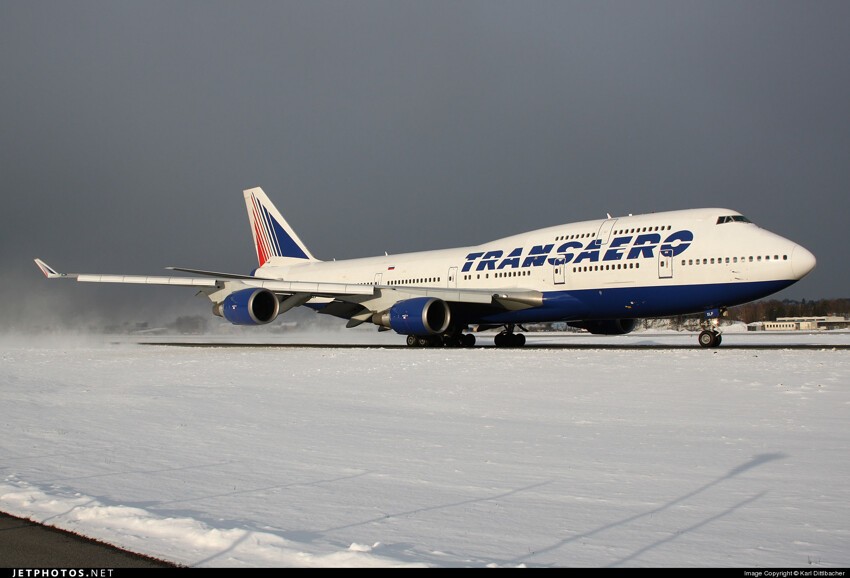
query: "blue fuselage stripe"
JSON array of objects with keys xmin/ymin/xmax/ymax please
[
  {"xmin": 306, "ymin": 279, "xmax": 795, "ymax": 322},
  {"xmin": 478, "ymin": 279, "xmax": 795, "ymax": 324}
]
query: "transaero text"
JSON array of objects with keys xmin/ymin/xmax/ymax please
[{"xmin": 462, "ymin": 230, "xmax": 694, "ymax": 272}]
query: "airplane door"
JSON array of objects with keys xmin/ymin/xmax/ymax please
[
  {"xmin": 658, "ymin": 249, "xmax": 673, "ymax": 279},
  {"xmin": 731, "ymin": 257, "xmax": 748, "ymax": 281},
  {"xmin": 597, "ymin": 218, "xmax": 618, "ymax": 245},
  {"xmin": 553, "ymin": 256, "xmax": 566, "ymax": 285},
  {"xmin": 374, "ymin": 273, "xmax": 383, "ymax": 285},
  {"xmin": 447, "ymin": 266, "xmax": 458, "ymax": 288}
]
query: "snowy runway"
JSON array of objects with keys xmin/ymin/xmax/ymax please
[{"xmin": 2, "ymin": 331, "xmax": 848, "ymax": 567}]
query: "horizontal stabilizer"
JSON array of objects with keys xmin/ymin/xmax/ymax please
[{"xmin": 166, "ymin": 267, "xmax": 258, "ymax": 280}]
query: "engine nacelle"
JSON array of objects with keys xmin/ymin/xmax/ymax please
[
  {"xmin": 375, "ymin": 297, "xmax": 451, "ymax": 336},
  {"xmin": 568, "ymin": 318, "xmax": 637, "ymax": 335},
  {"xmin": 215, "ymin": 288, "xmax": 280, "ymax": 325}
]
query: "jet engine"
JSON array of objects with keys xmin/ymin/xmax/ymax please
[
  {"xmin": 568, "ymin": 319, "xmax": 637, "ymax": 335},
  {"xmin": 375, "ymin": 297, "xmax": 451, "ymax": 336},
  {"xmin": 215, "ymin": 288, "xmax": 280, "ymax": 325}
]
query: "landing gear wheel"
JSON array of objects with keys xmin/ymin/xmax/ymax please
[
  {"xmin": 406, "ymin": 335, "xmax": 418, "ymax": 347},
  {"xmin": 698, "ymin": 330, "xmax": 721, "ymax": 348},
  {"xmin": 443, "ymin": 334, "xmax": 462, "ymax": 348},
  {"xmin": 495, "ymin": 331, "xmax": 526, "ymax": 348},
  {"xmin": 462, "ymin": 333, "xmax": 476, "ymax": 347},
  {"xmin": 698, "ymin": 308, "xmax": 727, "ymax": 348}
]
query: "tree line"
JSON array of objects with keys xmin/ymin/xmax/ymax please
[{"xmin": 726, "ymin": 298, "xmax": 850, "ymax": 323}]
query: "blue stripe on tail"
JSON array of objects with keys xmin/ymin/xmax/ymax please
[{"xmin": 259, "ymin": 202, "xmax": 309, "ymax": 260}]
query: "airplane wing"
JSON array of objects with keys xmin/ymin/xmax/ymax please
[
  {"xmin": 34, "ymin": 259, "xmax": 374, "ymax": 296},
  {"xmin": 34, "ymin": 259, "xmax": 542, "ymax": 314}
]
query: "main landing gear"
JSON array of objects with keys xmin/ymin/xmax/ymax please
[
  {"xmin": 405, "ymin": 332, "xmax": 476, "ymax": 348},
  {"xmin": 404, "ymin": 324, "xmax": 527, "ymax": 348},
  {"xmin": 494, "ymin": 324, "xmax": 526, "ymax": 348},
  {"xmin": 698, "ymin": 308, "xmax": 726, "ymax": 348}
]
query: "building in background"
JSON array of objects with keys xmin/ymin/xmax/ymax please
[{"xmin": 748, "ymin": 316, "xmax": 849, "ymax": 331}]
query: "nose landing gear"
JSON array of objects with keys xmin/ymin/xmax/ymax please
[
  {"xmin": 698, "ymin": 329, "xmax": 722, "ymax": 348},
  {"xmin": 698, "ymin": 308, "xmax": 726, "ymax": 348}
]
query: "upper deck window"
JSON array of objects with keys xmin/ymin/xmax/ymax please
[{"xmin": 716, "ymin": 215, "xmax": 753, "ymax": 224}]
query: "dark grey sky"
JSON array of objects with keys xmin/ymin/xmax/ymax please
[{"xmin": 3, "ymin": 1, "xmax": 849, "ymax": 327}]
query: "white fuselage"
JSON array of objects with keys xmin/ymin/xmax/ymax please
[{"xmin": 253, "ymin": 208, "xmax": 814, "ymax": 322}]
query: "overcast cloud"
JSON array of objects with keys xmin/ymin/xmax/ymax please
[{"xmin": 3, "ymin": 1, "xmax": 848, "ymax": 328}]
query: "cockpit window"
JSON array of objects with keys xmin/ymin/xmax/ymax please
[{"xmin": 716, "ymin": 215, "xmax": 752, "ymax": 224}]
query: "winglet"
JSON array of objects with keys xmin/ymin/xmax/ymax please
[{"xmin": 34, "ymin": 258, "xmax": 65, "ymax": 278}]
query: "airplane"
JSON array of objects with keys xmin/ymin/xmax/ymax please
[{"xmin": 35, "ymin": 186, "xmax": 816, "ymax": 348}]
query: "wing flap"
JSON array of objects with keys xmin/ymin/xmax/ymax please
[
  {"xmin": 76, "ymin": 274, "xmax": 218, "ymax": 287},
  {"xmin": 389, "ymin": 287, "xmax": 494, "ymax": 304},
  {"xmin": 245, "ymin": 280, "xmax": 375, "ymax": 296},
  {"xmin": 385, "ymin": 286, "xmax": 543, "ymax": 309}
]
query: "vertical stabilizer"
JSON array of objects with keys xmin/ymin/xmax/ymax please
[{"xmin": 243, "ymin": 187, "xmax": 318, "ymax": 266}]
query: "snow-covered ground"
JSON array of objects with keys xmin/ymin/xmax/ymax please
[{"xmin": 2, "ymin": 329, "xmax": 849, "ymax": 567}]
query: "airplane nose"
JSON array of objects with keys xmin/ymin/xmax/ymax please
[{"xmin": 790, "ymin": 245, "xmax": 816, "ymax": 279}]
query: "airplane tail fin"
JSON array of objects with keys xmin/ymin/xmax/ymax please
[{"xmin": 243, "ymin": 187, "xmax": 319, "ymax": 267}]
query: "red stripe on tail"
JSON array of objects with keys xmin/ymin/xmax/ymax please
[{"xmin": 251, "ymin": 195, "xmax": 271, "ymax": 266}]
